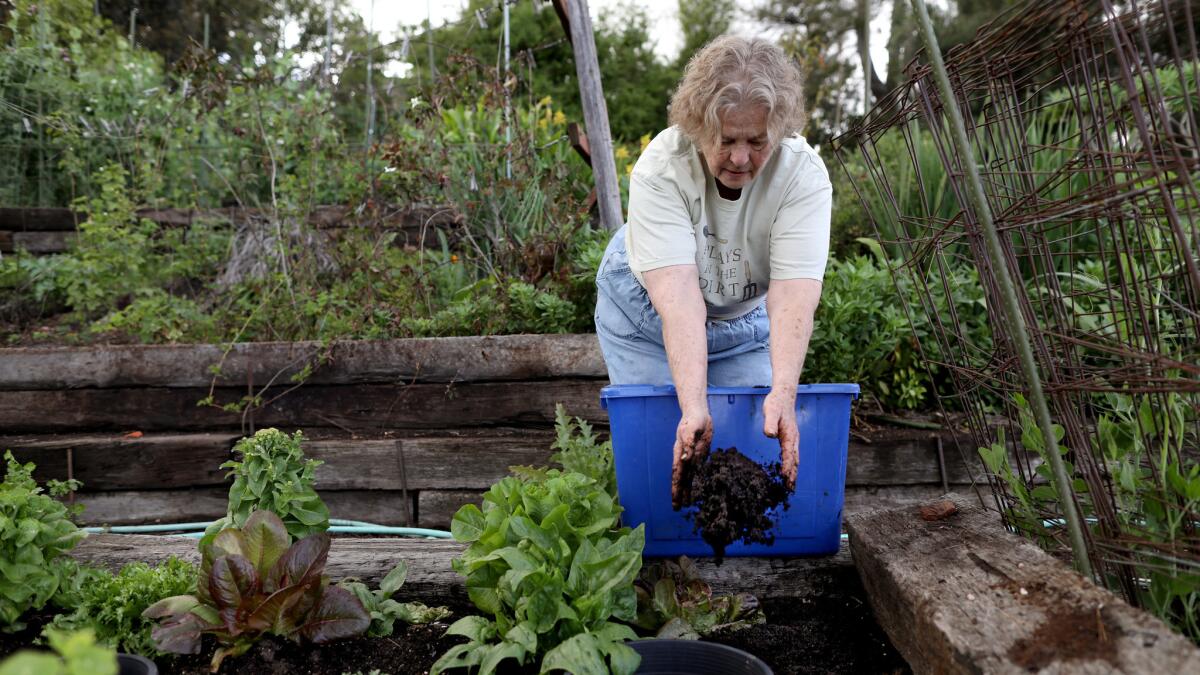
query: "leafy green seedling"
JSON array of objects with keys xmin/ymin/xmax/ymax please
[
  {"xmin": 548, "ymin": 404, "xmax": 617, "ymax": 499},
  {"xmin": 48, "ymin": 557, "xmax": 197, "ymax": 656},
  {"xmin": 339, "ymin": 561, "xmax": 452, "ymax": 637},
  {"xmin": 633, "ymin": 556, "xmax": 765, "ymax": 639},
  {"xmin": 206, "ymin": 428, "xmax": 330, "ymax": 542},
  {"xmin": 143, "ymin": 510, "xmax": 369, "ymax": 671}
]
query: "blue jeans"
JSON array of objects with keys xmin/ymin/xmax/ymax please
[{"xmin": 594, "ymin": 225, "xmax": 772, "ymax": 386}]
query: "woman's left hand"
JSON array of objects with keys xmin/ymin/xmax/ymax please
[{"xmin": 763, "ymin": 388, "xmax": 799, "ymax": 490}]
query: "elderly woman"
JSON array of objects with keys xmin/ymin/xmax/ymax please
[{"xmin": 594, "ymin": 36, "xmax": 831, "ymax": 506}]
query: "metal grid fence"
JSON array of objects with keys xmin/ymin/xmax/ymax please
[{"xmin": 833, "ymin": 0, "xmax": 1199, "ymax": 629}]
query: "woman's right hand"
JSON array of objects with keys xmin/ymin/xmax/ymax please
[{"xmin": 672, "ymin": 408, "xmax": 712, "ymax": 510}]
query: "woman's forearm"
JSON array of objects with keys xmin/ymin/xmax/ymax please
[
  {"xmin": 643, "ymin": 265, "xmax": 708, "ymax": 413},
  {"xmin": 767, "ymin": 278, "xmax": 823, "ymax": 392}
]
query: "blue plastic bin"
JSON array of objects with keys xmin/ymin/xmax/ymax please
[{"xmin": 601, "ymin": 384, "xmax": 859, "ymax": 557}]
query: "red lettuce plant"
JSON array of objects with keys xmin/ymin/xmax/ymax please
[{"xmin": 143, "ymin": 510, "xmax": 368, "ymax": 671}]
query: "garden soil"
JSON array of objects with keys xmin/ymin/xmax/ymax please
[
  {"xmin": 681, "ymin": 447, "xmax": 791, "ymax": 562},
  {"xmin": 1, "ymin": 567, "xmax": 910, "ymax": 674}
]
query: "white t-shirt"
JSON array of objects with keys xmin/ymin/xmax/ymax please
[{"xmin": 626, "ymin": 126, "xmax": 832, "ymax": 320}]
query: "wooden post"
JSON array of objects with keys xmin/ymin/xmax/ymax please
[{"xmin": 556, "ymin": 0, "xmax": 623, "ymax": 231}]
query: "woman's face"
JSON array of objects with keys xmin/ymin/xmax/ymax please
[{"xmin": 700, "ymin": 105, "xmax": 772, "ymax": 192}]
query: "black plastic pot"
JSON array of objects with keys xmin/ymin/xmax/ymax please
[
  {"xmin": 117, "ymin": 654, "xmax": 158, "ymax": 675},
  {"xmin": 630, "ymin": 639, "xmax": 772, "ymax": 675}
]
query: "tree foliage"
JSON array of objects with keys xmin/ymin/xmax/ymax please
[
  {"xmin": 755, "ymin": 0, "xmax": 1029, "ymax": 142},
  {"xmin": 676, "ymin": 0, "xmax": 736, "ymax": 68},
  {"xmin": 92, "ymin": 0, "xmax": 347, "ymax": 67},
  {"xmin": 404, "ymin": 0, "xmax": 677, "ymax": 142}
]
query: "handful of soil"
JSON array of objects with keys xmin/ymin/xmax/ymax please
[{"xmin": 677, "ymin": 447, "xmax": 790, "ymax": 562}]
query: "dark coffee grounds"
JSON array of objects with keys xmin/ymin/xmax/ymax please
[{"xmin": 680, "ymin": 447, "xmax": 790, "ymax": 563}]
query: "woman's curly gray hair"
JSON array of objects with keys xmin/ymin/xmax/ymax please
[{"xmin": 669, "ymin": 36, "xmax": 806, "ymax": 148}]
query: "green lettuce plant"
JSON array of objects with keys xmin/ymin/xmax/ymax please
[
  {"xmin": 0, "ymin": 628, "xmax": 117, "ymax": 675},
  {"xmin": 632, "ymin": 556, "xmax": 765, "ymax": 639},
  {"xmin": 209, "ymin": 428, "xmax": 330, "ymax": 541},
  {"xmin": 338, "ymin": 561, "xmax": 452, "ymax": 637},
  {"xmin": 48, "ymin": 557, "xmax": 197, "ymax": 656},
  {"xmin": 549, "ymin": 404, "xmax": 617, "ymax": 499},
  {"xmin": 0, "ymin": 451, "xmax": 86, "ymax": 631},
  {"xmin": 143, "ymin": 510, "xmax": 369, "ymax": 671},
  {"xmin": 431, "ymin": 471, "xmax": 644, "ymax": 675}
]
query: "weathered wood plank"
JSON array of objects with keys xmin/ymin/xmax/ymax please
[
  {"xmin": 8, "ymin": 428, "xmax": 975, "ymax": 495},
  {"xmin": 0, "ymin": 334, "xmax": 606, "ymax": 389},
  {"xmin": 846, "ymin": 433, "xmax": 979, "ymax": 486},
  {"xmin": 66, "ymin": 483, "xmax": 980, "ymax": 530},
  {"xmin": 69, "ymin": 534, "xmax": 471, "ymax": 605},
  {"xmin": 4, "ymin": 429, "xmax": 559, "ymax": 491},
  {"xmin": 69, "ymin": 533, "xmax": 852, "ymax": 606},
  {"xmin": 8, "ymin": 231, "xmax": 72, "ymax": 253},
  {"xmin": 7, "ymin": 433, "xmax": 236, "ymax": 490},
  {"xmin": 306, "ymin": 435, "xmax": 557, "ymax": 490},
  {"xmin": 416, "ymin": 484, "xmax": 980, "ymax": 530},
  {"xmin": 847, "ymin": 493, "xmax": 1200, "ymax": 674},
  {"xmin": 418, "ymin": 490, "xmax": 482, "ymax": 528},
  {"xmin": 74, "ymin": 488, "xmax": 228, "ymax": 525},
  {"xmin": 73, "ymin": 488, "xmax": 417, "ymax": 526},
  {"xmin": 324, "ymin": 491, "xmax": 416, "ymax": 526},
  {"xmin": 0, "ymin": 207, "xmax": 79, "ymax": 231},
  {"xmin": 0, "ymin": 379, "xmax": 605, "ymax": 433},
  {"xmin": 563, "ymin": 0, "xmax": 623, "ymax": 231},
  {"xmin": 841, "ymin": 484, "xmax": 977, "ymax": 515}
]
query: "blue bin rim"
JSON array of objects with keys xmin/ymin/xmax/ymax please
[{"xmin": 600, "ymin": 383, "xmax": 859, "ymax": 400}]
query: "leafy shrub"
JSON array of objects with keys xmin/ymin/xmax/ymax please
[
  {"xmin": 144, "ymin": 510, "xmax": 369, "ymax": 671},
  {"xmin": 402, "ymin": 278, "xmax": 587, "ymax": 338},
  {"xmin": 0, "ymin": 451, "xmax": 85, "ymax": 631},
  {"xmin": 57, "ymin": 165, "xmax": 227, "ymax": 318},
  {"xmin": 807, "ymin": 254, "xmax": 914, "ymax": 405},
  {"xmin": 632, "ymin": 557, "xmax": 764, "ymax": 639},
  {"xmin": 431, "ymin": 471, "xmax": 644, "ymax": 675},
  {"xmin": 806, "ymin": 246, "xmax": 990, "ymax": 410},
  {"xmin": 338, "ymin": 561, "xmax": 452, "ymax": 638},
  {"xmin": 211, "ymin": 428, "xmax": 330, "ymax": 541},
  {"xmin": 0, "ymin": 628, "xmax": 117, "ymax": 675},
  {"xmin": 48, "ymin": 557, "xmax": 197, "ymax": 656}
]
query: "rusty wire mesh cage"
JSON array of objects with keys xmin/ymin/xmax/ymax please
[{"xmin": 832, "ymin": 0, "xmax": 1200, "ymax": 635}]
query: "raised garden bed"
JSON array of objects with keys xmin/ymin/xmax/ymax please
[
  {"xmin": 2, "ymin": 592, "xmax": 909, "ymax": 675},
  {"xmin": 0, "ymin": 334, "xmax": 979, "ymax": 530},
  {"xmin": 24, "ymin": 534, "xmax": 910, "ymax": 674},
  {"xmin": 0, "ymin": 334, "xmax": 985, "ymax": 674}
]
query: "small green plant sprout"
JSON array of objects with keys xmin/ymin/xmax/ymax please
[
  {"xmin": 431, "ymin": 471, "xmax": 644, "ymax": 675},
  {"xmin": 549, "ymin": 404, "xmax": 618, "ymax": 498},
  {"xmin": 0, "ymin": 451, "xmax": 86, "ymax": 632},
  {"xmin": 48, "ymin": 557, "xmax": 197, "ymax": 656},
  {"xmin": 338, "ymin": 561, "xmax": 452, "ymax": 637},
  {"xmin": 632, "ymin": 556, "xmax": 765, "ymax": 639},
  {"xmin": 0, "ymin": 628, "xmax": 117, "ymax": 675},
  {"xmin": 143, "ymin": 510, "xmax": 369, "ymax": 672},
  {"xmin": 210, "ymin": 428, "xmax": 330, "ymax": 541}
]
